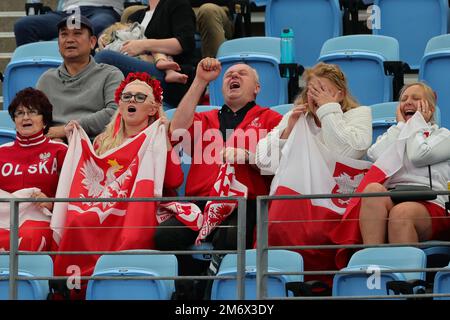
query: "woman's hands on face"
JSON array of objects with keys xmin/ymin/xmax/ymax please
[{"xmin": 307, "ymin": 79, "xmax": 341, "ymax": 111}]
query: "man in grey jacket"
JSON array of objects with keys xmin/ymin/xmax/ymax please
[{"xmin": 37, "ymin": 15, "xmax": 123, "ymax": 140}]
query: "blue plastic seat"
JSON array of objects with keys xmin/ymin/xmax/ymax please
[
  {"xmin": 210, "ymin": 249, "xmax": 303, "ymax": 300},
  {"xmin": 86, "ymin": 250, "xmax": 177, "ymax": 300},
  {"xmin": 419, "ymin": 34, "xmax": 450, "ymax": 130},
  {"xmin": 209, "ymin": 37, "xmax": 288, "ymax": 108},
  {"xmin": 319, "ymin": 35, "xmax": 399, "ymax": 105},
  {"xmin": 333, "ymin": 247, "xmax": 427, "ymax": 298},
  {"xmin": 2, "ymin": 41, "xmax": 62, "ymax": 109},
  {"xmin": 253, "ymin": 0, "xmax": 342, "ymax": 67},
  {"xmin": 372, "ymin": 0, "xmax": 448, "ymax": 70},
  {"xmin": 0, "ymin": 255, "xmax": 53, "ymax": 300},
  {"xmin": 433, "ymin": 262, "xmax": 450, "ymax": 300},
  {"xmin": 271, "ymin": 104, "xmax": 293, "ymax": 116},
  {"xmin": 370, "ymin": 101, "xmax": 442, "ymax": 144}
]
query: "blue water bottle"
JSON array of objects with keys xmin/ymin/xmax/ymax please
[{"xmin": 280, "ymin": 28, "xmax": 295, "ymax": 77}]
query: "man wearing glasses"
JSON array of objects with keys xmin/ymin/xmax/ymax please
[{"xmin": 37, "ymin": 14, "xmax": 123, "ymax": 141}]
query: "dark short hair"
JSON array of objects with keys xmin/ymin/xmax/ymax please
[{"xmin": 8, "ymin": 87, "xmax": 53, "ymax": 134}]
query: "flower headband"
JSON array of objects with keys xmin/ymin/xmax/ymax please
[
  {"xmin": 114, "ymin": 72, "xmax": 163, "ymax": 104},
  {"xmin": 113, "ymin": 72, "xmax": 163, "ymax": 136}
]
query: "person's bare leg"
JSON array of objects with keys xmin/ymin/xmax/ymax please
[
  {"xmin": 359, "ymin": 183, "xmax": 394, "ymax": 244},
  {"xmin": 165, "ymin": 70, "xmax": 188, "ymax": 84},
  {"xmin": 388, "ymin": 202, "xmax": 432, "ymax": 243}
]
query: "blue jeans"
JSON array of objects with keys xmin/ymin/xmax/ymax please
[
  {"xmin": 14, "ymin": 6, "xmax": 120, "ymax": 46},
  {"xmin": 94, "ymin": 50, "xmax": 175, "ymax": 109}
]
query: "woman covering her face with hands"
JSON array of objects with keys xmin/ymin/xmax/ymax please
[{"xmin": 256, "ymin": 62, "xmax": 372, "ymax": 173}]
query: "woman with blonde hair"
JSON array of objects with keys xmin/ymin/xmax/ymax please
[
  {"xmin": 359, "ymin": 82, "xmax": 450, "ymax": 244},
  {"xmin": 256, "ymin": 62, "xmax": 372, "ymax": 172},
  {"xmin": 66, "ymin": 72, "xmax": 183, "ymax": 193}
]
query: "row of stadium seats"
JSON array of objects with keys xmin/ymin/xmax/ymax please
[
  {"xmin": 2, "ymin": 246, "xmax": 450, "ymax": 300},
  {"xmin": 4, "ymin": 32, "xmax": 450, "ymax": 128}
]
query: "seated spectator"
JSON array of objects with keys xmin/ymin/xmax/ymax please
[
  {"xmin": 94, "ymin": 0, "xmax": 196, "ymax": 109},
  {"xmin": 54, "ymin": 72, "xmax": 183, "ymax": 298},
  {"xmin": 256, "ymin": 62, "xmax": 372, "ymax": 285},
  {"xmin": 37, "ymin": 14, "xmax": 124, "ymax": 141},
  {"xmin": 97, "ymin": 22, "xmax": 188, "ymax": 84},
  {"xmin": 14, "ymin": 0, "xmax": 122, "ymax": 47},
  {"xmin": 359, "ymin": 82, "xmax": 450, "ymax": 244},
  {"xmin": 256, "ymin": 62, "xmax": 372, "ymax": 174},
  {"xmin": 163, "ymin": 58, "xmax": 281, "ymax": 298},
  {"xmin": 0, "ymin": 88, "xmax": 67, "ymax": 251}
]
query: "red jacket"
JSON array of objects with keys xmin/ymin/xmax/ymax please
[{"xmin": 180, "ymin": 105, "xmax": 282, "ymax": 199}]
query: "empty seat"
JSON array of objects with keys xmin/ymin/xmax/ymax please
[
  {"xmin": 419, "ymin": 34, "xmax": 450, "ymax": 130},
  {"xmin": 319, "ymin": 35, "xmax": 400, "ymax": 105},
  {"xmin": 372, "ymin": 0, "xmax": 448, "ymax": 70},
  {"xmin": 86, "ymin": 250, "xmax": 177, "ymax": 300},
  {"xmin": 209, "ymin": 37, "xmax": 288, "ymax": 108},
  {"xmin": 433, "ymin": 261, "xmax": 450, "ymax": 300},
  {"xmin": 253, "ymin": 0, "xmax": 342, "ymax": 67},
  {"xmin": 333, "ymin": 247, "xmax": 427, "ymax": 298},
  {"xmin": 0, "ymin": 254, "xmax": 53, "ymax": 300},
  {"xmin": 210, "ymin": 249, "xmax": 303, "ymax": 300},
  {"xmin": 2, "ymin": 41, "xmax": 62, "ymax": 109}
]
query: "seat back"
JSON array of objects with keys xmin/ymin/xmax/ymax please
[
  {"xmin": 2, "ymin": 41, "xmax": 62, "ymax": 109},
  {"xmin": 433, "ymin": 263, "xmax": 450, "ymax": 300},
  {"xmin": 209, "ymin": 37, "xmax": 288, "ymax": 107},
  {"xmin": 271, "ymin": 104, "xmax": 293, "ymax": 116},
  {"xmin": 373, "ymin": 0, "xmax": 448, "ymax": 70},
  {"xmin": 86, "ymin": 250, "xmax": 177, "ymax": 300},
  {"xmin": 319, "ymin": 35, "xmax": 399, "ymax": 105},
  {"xmin": 370, "ymin": 101, "xmax": 398, "ymax": 143},
  {"xmin": 263, "ymin": 0, "xmax": 342, "ymax": 67},
  {"xmin": 333, "ymin": 247, "xmax": 427, "ymax": 298},
  {"xmin": 419, "ymin": 34, "xmax": 450, "ymax": 130},
  {"xmin": 0, "ymin": 255, "xmax": 53, "ymax": 300},
  {"xmin": 210, "ymin": 249, "xmax": 303, "ymax": 300}
]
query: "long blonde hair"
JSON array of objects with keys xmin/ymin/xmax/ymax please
[
  {"xmin": 294, "ymin": 62, "xmax": 359, "ymax": 112},
  {"xmin": 94, "ymin": 104, "xmax": 164, "ymax": 156}
]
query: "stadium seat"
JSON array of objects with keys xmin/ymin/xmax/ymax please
[
  {"xmin": 370, "ymin": 102, "xmax": 442, "ymax": 144},
  {"xmin": 253, "ymin": 0, "xmax": 342, "ymax": 67},
  {"xmin": 372, "ymin": 0, "xmax": 448, "ymax": 70},
  {"xmin": 271, "ymin": 104, "xmax": 293, "ymax": 116},
  {"xmin": 208, "ymin": 37, "xmax": 288, "ymax": 108},
  {"xmin": 0, "ymin": 111, "xmax": 16, "ymax": 145},
  {"xmin": 2, "ymin": 41, "xmax": 62, "ymax": 110},
  {"xmin": 210, "ymin": 249, "xmax": 303, "ymax": 300},
  {"xmin": 419, "ymin": 34, "xmax": 450, "ymax": 130},
  {"xmin": 318, "ymin": 35, "xmax": 400, "ymax": 105},
  {"xmin": 0, "ymin": 254, "xmax": 53, "ymax": 300},
  {"xmin": 433, "ymin": 261, "xmax": 450, "ymax": 300},
  {"xmin": 332, "ymin": 247, "xmax": 427, "ymax": 298},
  {"xmin": 86, "ymin": 250, "xmax": 177, "ymax": 300}
]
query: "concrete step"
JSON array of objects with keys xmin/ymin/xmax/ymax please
[
  {"xmin": 0, "ymin": 12, "xmax": 25, "ymax": 33},
  {"xmin": 0, "ymin": 32, "xmax": 16, "ymax": 54}
]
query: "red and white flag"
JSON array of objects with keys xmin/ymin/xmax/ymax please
[
  {"xmin": 51, "ymin": 120, "xmax": 167, "ymax": 277},
  {"xmin": 268, "ymin": 116, "xmax": 371, "ymax": 281},
  {"xmin": 0, "ymin": 188, "xmax": 52, "ymax": 251},
  {"xmin": 332, "ymin": 112, "xmax": 430, "ymax": 268}
]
